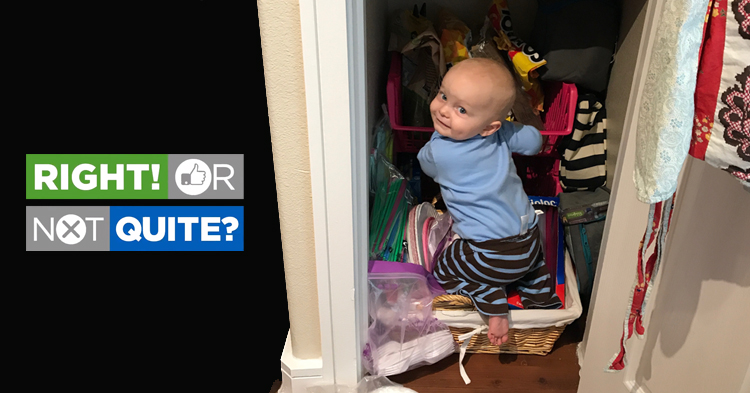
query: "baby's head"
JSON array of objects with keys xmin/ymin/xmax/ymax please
[{"xmin": 430, "ymin": 57, "xmax": 516, "ymax": 140}]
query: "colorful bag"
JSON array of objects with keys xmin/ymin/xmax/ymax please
[
  {"xmin": 487, "ymin": 0, "xmax": 546, "ymax": 113},
  {"xmin": 438, "ymin": 8, "xmax": 472, "ymax": 70},
  {"xmin": 559, "ymin": 94, "xmax": 608, "ymax": 192},
  {"xmin": 470, "ymin": 38, "xmax": 545, "ymax": 130}
]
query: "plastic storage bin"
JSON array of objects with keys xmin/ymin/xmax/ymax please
[
  {"xmin": 514, "ymin": 154, "xmax": 563, "ymax": 197},
  {"xmin": 386, "ymin": 51, "xmax": 577, "ymax": 157}
]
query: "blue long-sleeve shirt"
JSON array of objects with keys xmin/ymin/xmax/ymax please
[{"xmin": 417, "ymin": 122, "xmax": 542, "ymax": 241}]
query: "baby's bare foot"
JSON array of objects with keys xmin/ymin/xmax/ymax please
[{"xmin": 487, "ymin": 315, "xmax": 509, "ymax": 346}]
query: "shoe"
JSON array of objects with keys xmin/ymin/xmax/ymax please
[{"xmin": 415, "ymin": 202, "xmax": 438, "ymax": 269}]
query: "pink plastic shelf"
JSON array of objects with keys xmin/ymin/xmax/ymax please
[{"xmin": 386, "ymin": 51, "xmax": 577, "ymax": 157}]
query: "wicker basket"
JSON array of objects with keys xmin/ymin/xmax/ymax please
[
  {"xmin": 431, "ymin": 247, "xmax": 583, "ymax": 356},
  {"xmin": 433, "ymin": 294, "xmax": 565, "ymax": 355},
  {"xmin": 448, "ymin": 325, "xmax": 565, "ymax": 355}
]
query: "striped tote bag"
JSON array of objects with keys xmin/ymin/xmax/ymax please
[{"xmin": 558, "ymin": 94, "xmax": 607, "ymax": 192}]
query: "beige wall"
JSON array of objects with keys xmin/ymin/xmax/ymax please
[
  {"xmin": 259, "ymin": 0, "xmax": 320, "ymax": 359},
  {"xmin": 606, "ymin": 0, "xmax": 648, "ymax": 189},
  {"xmin": 575, "ymin": 0, "xmax": 651, "ymax": 371},
  {"xmin": 578, "ymin": 2, "xmax": 750, "ymax": 390},
  {"xmin": 632, "ymin": 158, "xmax": 750, "ymax": 393}
]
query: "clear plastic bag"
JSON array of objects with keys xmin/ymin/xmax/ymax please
[
  {"xmin": 426, "ymin": 211, "xmax": 455, "ymax": 273},
  {"xmin": 391, "ymin": 4, "xmax": 445, "ymax": 128},
  {"xmin": 306, "ymin": 375, "xmax": 418, "ymax": 393},
  {"xmin": 387, "ymin": 6, "xmax": 432, "ymax": 54},
  {"xmin": 363, "ymin": 261, "xmax": 455, "ymax": 377},
  {"xmin": 369, "ymin": 154, "xmax": 415, "ymax": 262},
  {"xmin": 370, "ymin": 105, "xmax": 394, "ymax": 173}
]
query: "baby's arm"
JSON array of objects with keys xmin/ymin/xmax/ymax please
[
  {"xmin": 417, "ymin": 132, "xmax": 440, "ymax": 179},
  {"xmin": 504, "ymin": 122, "xmax": 543, "ymax": 156}
]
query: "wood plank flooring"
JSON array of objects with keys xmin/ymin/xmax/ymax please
[
  {"xmin": 389, "ymin": 318, "xmax": 585, "ymax": 392},
  {"xmin": 270, "ymin": 317, "xmax": 586, "ymax": 393}
]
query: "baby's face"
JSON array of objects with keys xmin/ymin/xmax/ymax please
[{"xmin": 430, "ymin": 62, "xmax": 510, "ymax": 141}]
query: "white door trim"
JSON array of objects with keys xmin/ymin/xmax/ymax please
[
  {"xmin": 294, "ymin": 0, "xmax": 336, "ymax": 390},
  {"xmin": 294, "ymin": 0, "xmax": 368, "ymax": 390},
  {"xmin": 345, "ymin": 0, "xmax": 371, "ymax": 382}
]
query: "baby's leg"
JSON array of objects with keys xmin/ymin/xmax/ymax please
[
  {"xmin": 471, "ymin": 285, "xmax": 511, "ymax": 346},
  {"xmin": 487, "ymin": 314, "xmax": 510, "ymax": 345},
  {"xmin": 433, "ymin": 240, "xmax": 511, "ymax": 345},
  {"xmin": 515, "ymin": 252, "xmax": 563, "ymax": 310}
]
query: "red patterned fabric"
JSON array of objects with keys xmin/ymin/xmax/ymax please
[
  {"xmin": 690, "ymin": 0, "xmax": 750, "ymax": 184},
  {"xmin": 691, "ymin": 0, "xmax": 728, "ymax": 159},
  {"xmin": 610, "ymin": 0, "xmax": 748, "ymax": 374},
  {"xmin": 733, "ymin": 0, "xmax": 750, "ymax": 39},
  {"xmin": 719, "ymin": 66, "xmax": 750, "ymax": 161},
  {"xmin": 607, "ymin": 194, "xmax": 676, "ymax": 371}
]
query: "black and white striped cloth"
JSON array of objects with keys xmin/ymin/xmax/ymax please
[{"xmin": 559, "ymin": 94, "xmax": 607, "ymax": 192}]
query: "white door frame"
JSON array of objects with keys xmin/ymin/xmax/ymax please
[{"xmin": 292, "ymin": 0, "xmax": 369, "ymax": 390}]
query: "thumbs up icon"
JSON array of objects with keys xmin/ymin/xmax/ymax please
[
  {"xmin": 175, "ymin": 158, "xmax": 213, "ymax": 196},
  {"xmin": 182, "ymin": 164, "xmax": 207, "ymax": 185}
]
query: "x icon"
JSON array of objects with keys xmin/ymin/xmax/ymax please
[{"xmin": 62, "ymin": 220, "xmax": 81, "ymax": 238}]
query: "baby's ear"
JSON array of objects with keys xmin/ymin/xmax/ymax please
[{"xmin": 480, "ymin": 120, "xmax": 504, "ymax": 137}]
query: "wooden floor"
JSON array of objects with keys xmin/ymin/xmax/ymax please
[
  {"xmin": 388, "ymin": 318, "xmax": 585, "ymax": 393},
  {"xmin": 270, "ymin": 317, "xmax": 586, "ymax": 393}
]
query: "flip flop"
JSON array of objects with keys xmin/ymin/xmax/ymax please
[
  {"xmin": 413, "ymin": 203, "xmax": 425, "ymax": 268},
  {"xmin": 427, "ymin": 212, "xmax": 453, "ymax": 273},
  {"xmin": 407, "ymin": 204, "xmax": 420, "ymax": 266},
  {"xmin": 415, "ymin": 202, "xmax": 438, "ymax": 269},
  {"xmin": 402, "ymin": 206, "xmax": 411, "ymax": 263},
  {"xmin": 422, "ymin": 216, "xmax": 435, "ymax": 270}
]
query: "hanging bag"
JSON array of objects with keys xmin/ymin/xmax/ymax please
[
  {"xmin": 558, "ymin": 93, "xmax": 608, "ymax": 192},
  {"xmin": 558, "ymin": 186, "xmax": 610, "ymax": 308}
]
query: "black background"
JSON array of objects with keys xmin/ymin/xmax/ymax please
[{"xmin": 23, "ymin": 2, "xmax": 287, "ymax": 390}]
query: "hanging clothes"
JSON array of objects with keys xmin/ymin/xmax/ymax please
[
  {"xmin": 689, "ymin": 0, "xmax": 750, "ymax": 188},
  {"xmin": 607, "ymin": 194, "xmax": 675, "ymax": 372},
  {"xmin": 612, "ymin": 0, "xmax": 749, "ymax": 372},
  {"xmin": 610, "ymin": 0, "xmax": 708, "ymax": 372},
  {"xmin": 559, "ymin": 94, "xmax": 608, "ymax": 192},
  {"xmin": 632, "ymin": 0, "xmax": 707, "ymax": 204}
]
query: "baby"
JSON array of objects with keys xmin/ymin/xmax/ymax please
[{"xmin": 418, "ymin": 58, "xmax": 561, "ymax": 345}]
